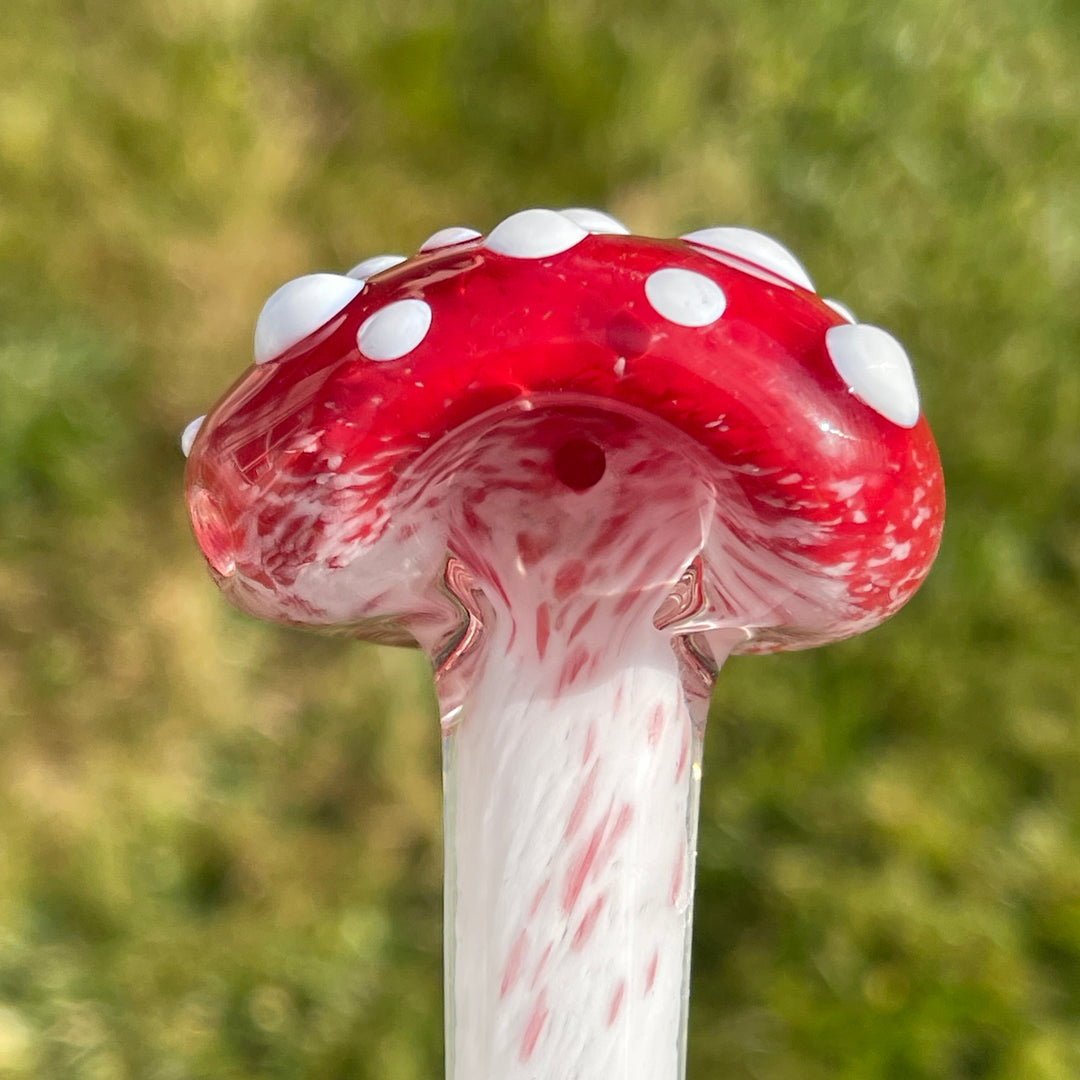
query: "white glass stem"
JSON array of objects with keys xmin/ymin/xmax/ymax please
[{"xmin": 439, "ymin": 618, "xmax": 709, "ymax": 1080}]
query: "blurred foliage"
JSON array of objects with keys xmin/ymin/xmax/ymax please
[{"xmin": 1, "ymin": 0, "xmax": 1079, "ymax": 1076}]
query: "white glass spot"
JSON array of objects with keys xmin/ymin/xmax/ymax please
[
  {"xmin": 681, "ymin": 227, "xmax": 815, "ymax": 291},
  {"xmin": 254, "ymin": 274, "xmax": 364, "ymax": 365},
  {"xmin": 346, "ymin": 254, "xmax": 408, "ymax": 281},
  {"xmin": 484, "ymin": 208, "xmax": 588, "ymax": 258},
  {"xmin": 357, "ymin": 299, "xmax": 433, "ymax": 361},
  {"xmin": 180, "ymin": 415, "xmax": 205, "ymax": 457},
  {"xmin": 826, "ymin": 323, "xmax": 920, "ymax": 428},
  {"xmin": 420, "ymin": 226, "xmax": 482, "ymax": 252},
  {"xmin": 559, "ymin": 207, "xmax": 631, "ymax": 235},
  {"xmin": 824, "ymin": 297, "xmax": 857, "ymax": 323},
  {"xmin": 645, "ymin": 267, "xmax": 727, "ymax": 327}
]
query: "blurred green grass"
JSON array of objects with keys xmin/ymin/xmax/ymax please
[{"xmin": 2, "ymin": 0, "xmax": 1079, "ymax": 1076}]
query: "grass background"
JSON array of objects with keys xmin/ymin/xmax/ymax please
[{"xmin": 2, "ymin": 0, "xmax": 1079, "ymax": 1076}]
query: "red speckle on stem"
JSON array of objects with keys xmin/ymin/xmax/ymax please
[
  {"xmin": 567, "ymin": 601, "xmax": 598, "ymax": 643},
  {"xmin": 520, "ymin": 991, "xmax": 548, "ymax": 1063},
  {"xmin": 516, "ymin": 529, "xmax": 556, "ymax": 567},
  {"xmin": 563, "ymin": 809, "xmax": 611, "ymax": 913},
  {"xmin": 553, "ymin": 559, "xmax": 586, "ymax": 600},
  {"xmin": 594, "ymin": 802, "xmax": 634, "ymax": 875},
  {"xmin": 608, "ymin": 980, "xmax": 627, "ymax": 1027},
  {"xmin": 583, "ymin": 722, "xmax": 597, "ymax": 765},
  {"xmin": 572, "ymin": 894, "xmax": 607, "ymax": 951},
  {"xmin": 611, "ymin": 802, "xmax": 634, "ymax": 844},
  {"xmin": 648, "ymin": 704, "xmax": 665, "ymax": 747},
  {"xmin": 645, "ymin": 950, "xmax": 659, "ymax": 993},
  {"xmin": 669, "ymin": 849, "xmax": 685, "ymax": 907},
  {"xmin": 462, "ymin": 505, "xmax": 491, "ymax": 538},
  {"xmin": 501, "ymin": 929, "xmax": 529, "ymax": 998},
  {"xmin": 535, "ymin": 602, "xmax": 550, "ymax": 661},
  {"xmin": 531, "ymin": 943, "xmax": 553, "ymax": 990},
  {"xmin": 529, "ymin": 878, "xmax": 550, "ymax": 918},
  {"xmin": 675, "ymin": 723, "xmax": 691, "ymax": 783},
  {"xmin": 565, "ymin": 762, "xmax": 599, "ymax": 840},
  {"xmin": 556, "ymin": 645, "xmax": 590, "ymax": 694}
]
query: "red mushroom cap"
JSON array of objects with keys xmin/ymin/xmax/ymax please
[{"xmin": 184, "ymin": 209, "xmax": 944, "ymax": 654}]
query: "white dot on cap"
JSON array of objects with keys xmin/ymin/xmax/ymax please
[
  {"xmin": 559, "ymin": 207, "xmax": 631, "ymax": 235},
  {"xmin": 420, "ymin": 226, "xmax": 482, "ymax": 252},
  {"xmin": 484, "ymin": 208, "xmax": 588, "ymax": 258},
  {"xmin": 346, "ymin": 254, "xmax": 408, "ymax": 281},
  {"xmin": 357, "ymin": 298, "xmax": 432, "ymax": 361},
  {"xmin": 254, "ymin": 274, "xmax": 364, "ymax": 365},
  {"xmin": 645, "ymin": 267, "xmax": 727, "ymax": 327},
  {"xmin": 180, "ymin": 415, "xmax": 205, "ymax": 457},
  {"xmin": 681, "ymin": 227, "xmax": 815, "ymax": 292},
  {"xmin": 826, "ymin": 323, "xmax": 920, "ymax": 428}
]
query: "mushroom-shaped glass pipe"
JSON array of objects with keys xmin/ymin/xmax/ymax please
[{"xmin": 184, "ymin": 209, "xmax": 944, "ymax": 1080}]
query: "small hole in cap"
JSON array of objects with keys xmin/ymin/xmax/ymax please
[{"xmin": 553, "ymin": 438, "xmax": 606, "ymax": 491}]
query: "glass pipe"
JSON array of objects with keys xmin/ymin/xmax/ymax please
[{"xmin": 184, "ymin": 209, "xmax": 944, "ymax": 1079}]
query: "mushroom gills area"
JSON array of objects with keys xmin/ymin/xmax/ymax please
[{"xmin": 429, "ymin": 407, "xmax": 717, "ymax": 1080}]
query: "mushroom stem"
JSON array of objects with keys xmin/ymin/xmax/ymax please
[
  {"xmin": 390, "ymin": 401, "xmax": 727, "ymax": 1077},
  {"xmin": 439, "ymin": 606, "xmax": 714, "ymax": 1080}
]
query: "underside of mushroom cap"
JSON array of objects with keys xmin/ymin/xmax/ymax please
[{"xmin": 185, "ymin": 212, "xmax": 944, "ymax": 656}]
